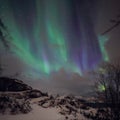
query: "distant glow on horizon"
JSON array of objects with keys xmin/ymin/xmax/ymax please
[{"xmin": 0, "ymin": 0, "xmax": 109, "ymax": 78}]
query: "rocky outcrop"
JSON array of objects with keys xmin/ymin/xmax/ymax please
[
  {"xmin": 0, "ymin": 77, "xmax": 32, "ymax": 91},
  {"xmin": 26, "ymin": 89, "xmax": 48, "ymax": 99},
  {"xmin": 37, "ymin": 95, "xmax": 89, "ymax": 118}
]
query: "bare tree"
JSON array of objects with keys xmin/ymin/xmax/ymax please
[
  {"xmin": 95, "ymin": 62, "xmax": 120, "ymax": 120},
  {"xmin": 102, "ymin": 14, "xmax": 120, "ymax": 35},
  {"xmin": 0, "ymin": 18, "xmax": 10, "ymax": 76},
  {"xmin": 0, "ymin": 17, "xmax": 9, "ymax": 49},
  {"xmin": 0, "ymin": 64, "xmax": 2, "ymax": 75}
]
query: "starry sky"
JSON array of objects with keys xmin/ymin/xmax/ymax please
[{"xmin": 0, "ymin": 0, "xmax": 120, "ymax": 95}]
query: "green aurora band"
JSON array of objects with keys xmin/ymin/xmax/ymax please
[{"xmin": 0, "ymin": 0, "xmax": 109, "ymax": 78}]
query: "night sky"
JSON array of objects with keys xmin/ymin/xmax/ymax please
[{"xmin": 0, "ymin": 0, "xmax": 120, "ymax": 94}]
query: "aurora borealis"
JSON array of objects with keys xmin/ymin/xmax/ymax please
[{"xmin": 0, "ymin": 0, "xmax": 109, "ymax": 78}]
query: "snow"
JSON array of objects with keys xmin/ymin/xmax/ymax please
[
  {"xmin": 0, "ymin": 103, "xmax": 87, "ymax": 120},
  {"xmin": 0, "ymin": 104, "xmax": 62, "ymax": 120}
]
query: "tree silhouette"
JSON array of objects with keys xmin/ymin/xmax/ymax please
[
  {"xmin": 102, "ymin": 14, "xmax": 120, "ymax": 35},
  {"xmin": 0, "ymin": 18, "xmax": 10, "ymax": 76},
  {"xmin": 0, "ymin": 17, "xmax": 9, "ymax": 49},
  {"xmin": 95, "ymin": 62, "xmax": 120, "ymax": 120}
]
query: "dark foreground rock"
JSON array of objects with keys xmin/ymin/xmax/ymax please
[
  {"xmin": 0, "ymin": 77, "xmax": 32, "ymax": 91},
  {"xmin": 26, "ymin": 89, "xmax": 48, "ymax": 99}
]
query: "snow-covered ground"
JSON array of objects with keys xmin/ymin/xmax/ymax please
[
  {"xmin": 0, "ymin": 77, "xmax": 93, "ymax": 120},
  {"xmin": 0, "ymin": 104, "xmax": 62, "ymax": 120},
  {"xmin": 0, "ymin": 104, "xmax": 86, "ymax": 120}
]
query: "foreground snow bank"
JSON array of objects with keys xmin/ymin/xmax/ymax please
[
  {"xmin": 0, "ymin": 103, "xmax": 87, "ymax": 120},
  {"xmin": 0, "ymin": 104, "xmax": 62, "ymax": 120}
]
